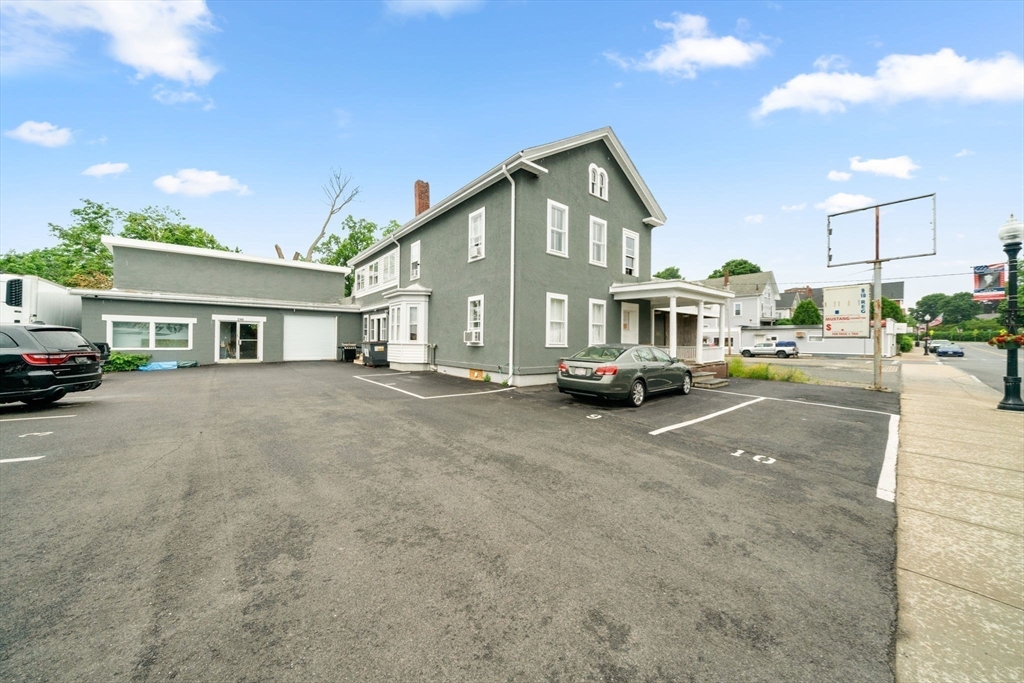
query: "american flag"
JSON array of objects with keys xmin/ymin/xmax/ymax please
[{"xmin": 927, "ymin": 314, "xmax": 944, "ymax": 328}]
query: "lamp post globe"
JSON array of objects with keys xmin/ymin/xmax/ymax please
[{"xmin": 997, "ymin": 213, "xmax": 1023, "ymax": 411}]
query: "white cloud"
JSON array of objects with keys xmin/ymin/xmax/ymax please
[
  {"xmin": 384, "ymin": 0, "xmax": 481, "ymax": 18},
  {"xmin": 4, "ymin": 120, "xmax": 73, "ymax": 147},
  {"xmin": 606, "ymin": 13, "xmax": 769, "ymax": 78},
  {"xmin": 0, "ymin": 0, "xmax": 218, "ymax": 85},
  {"xmin": 781, "ymin": 203, "xmax": 806, "ymax": 211},
  {"xmin": 86, "ymin": 135, "xmax": 107, "ymax": 145},
  {"xmin": 152, "ymin": 86, "xmax": 214, "ymax": 110},
  {"xmin": 83, "ymin": 162, "xmax": 128, "ymax": 177},
  {"xmin": 849, "ymin": 155, "xmax": 919, "ymax": 179},
  {"xmin": 756, "ymin": 48, "xmax": 1024, "ymax": 117},
  {"xmin": 827, "ymin": 170, "xmax": 852, "ymax": 182},
  {"xmin": 813, "ymin": 54, "xmax": 850, "ymax": 72},
  {"xmin": 335, "ymin": 108, "xmax": 352, "ymax": 128},
  {"xmin": 744, "ymin": 214, "xmax": 765, "ymax": 224},
  {"xmin": 153, "ymin": 169, "xmax": 250, "ymax": 197},
  {"xmin": 816, "ymin": 193, "xmax": 875, "ymax": 214},
  {"xmin": 955, "ymin": 148, "xmax": 974, "ymax": 157}
]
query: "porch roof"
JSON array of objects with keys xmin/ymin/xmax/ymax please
[{"xmin": 610, "ymin": 279, "xmax": 734, "ymax": 306}]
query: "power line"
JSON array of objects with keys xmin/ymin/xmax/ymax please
[{"xmin": 774, "ymin": 271, "xmax": 974, "ymax": 286}]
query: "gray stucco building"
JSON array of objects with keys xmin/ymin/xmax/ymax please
[
  {"xmin": 349, "ymin": 127, "xmax": 733, "ymax": 384},
  {"xmin": 76, "ymin": 237, "xmax": 360, "ymax": 365}
]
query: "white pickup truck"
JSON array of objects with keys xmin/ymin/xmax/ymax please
[{"xmin": 740, "ymin": 341, "xmax": 800, "ymax": 358}]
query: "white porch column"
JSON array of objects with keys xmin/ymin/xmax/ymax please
[
  {"xmin": 669, "ymin": 296, "xmax": 677, "ymax": 356},
  {"xmin": 718, "ymin": 303, "xmax": 726, "ymax": 353},
  {"xmin": 696, "ymin": 300, "xmax": 705, "ymax": 364}
]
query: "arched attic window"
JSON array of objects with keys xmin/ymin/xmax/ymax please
[{"xmin": 588, "ymin": 163, "xmax": 608, "ymax": 201}]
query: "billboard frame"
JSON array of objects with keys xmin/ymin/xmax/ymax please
[{"xmin": 827, "ymin": 193, "xmax": 936, "ymax": 268}]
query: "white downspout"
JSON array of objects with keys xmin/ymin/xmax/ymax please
[{"xmin": 501, "ymin": 164, "xmax": 516, "ymax": 384}]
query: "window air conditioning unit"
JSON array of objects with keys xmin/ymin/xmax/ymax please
[
  {"xmin": 464, "ymin": 329, "xmax": 482, "ymax": 345},
  {"xmin": 470, "ymin": 245, "xmax": 482, "ymax": 258}
]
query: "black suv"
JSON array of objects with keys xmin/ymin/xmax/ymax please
[{"xmin": 0, "ymin": 324, "xmax": 103, "ymax": 405}]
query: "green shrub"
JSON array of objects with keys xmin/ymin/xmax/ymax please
[
  {"xmin": 898, "ymin": 335, "xmax": 914, "ymax": 353},
  {"xmin": 482, "ymin": 373, "xmax": 491, "ymax": 383},
  {"xmin": 105, "ymin": 352, "xmax": 151, "ymax": 372}
]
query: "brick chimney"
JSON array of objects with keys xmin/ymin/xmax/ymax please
[
  {"xmin": 805, "ymin": 286, "xmax": 812, "ymax": 298},
  {"xmin": 414, "ymin": 180, "xmax": 430, "ymax": 216}
]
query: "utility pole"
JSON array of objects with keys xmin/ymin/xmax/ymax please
[{"xmin": 872, "ymin": 207, "xmax": 883, "ymax": 391}]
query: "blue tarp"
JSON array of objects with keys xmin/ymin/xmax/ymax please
[{"xmin": 138, "ymin": 361, "xmax": 178, "ymax": 372}]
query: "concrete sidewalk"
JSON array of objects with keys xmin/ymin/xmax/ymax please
[{"xmin": 895, "ymin": 354, "xmax": 1024, "ymax": 682}]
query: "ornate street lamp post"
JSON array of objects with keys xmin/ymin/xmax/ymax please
[
  {"xmin": 997, "ymin": 214, "xmax": 1023, "ymax": 411},
  {"xmin": 923, "ymin": 314, "xmax": 931, "ymax": 355}
]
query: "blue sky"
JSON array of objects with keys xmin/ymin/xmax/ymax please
[{"xmin": 1, "ymin": 0, "xmax": 1022, "ymax": 308}]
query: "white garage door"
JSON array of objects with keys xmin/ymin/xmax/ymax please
[{"xmin": 283, "ymin": 315, "xmax": 337, "ymax": 361}]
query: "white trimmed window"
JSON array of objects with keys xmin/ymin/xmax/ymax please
[
  {"xmin": 368, "ymin": 262, "xmax": 379, "ymax": 287},
  {"xmin": 589, "ymin": 299, "xmax": 606, "ymax": 345},
  {"xmin": 622, "ymin": 228, "xmax": 638, "ymax": 276},
  {"xmin": 362, "ymin": 315, "xmax": 369, "ymax": 341},
  {"xmin": 466, "ymin": 296, "xmax": 484, "ymax": 345},
  {"xmin": 103, "ymin": 315, "xmax": 196, "ymax": 351},
  {"xmin": 408, "ymin": 305, "xmax": 419, "ymax": 341},
  {"xmin": 355, "ymin": 268, "xmax": 366, "ymax": 293},
  {"xmin": 589, "ymin": 216, "xmax": 606, "ymax": 267},
  {"xmin": 468, "ymin": 207, "xmax": 485, "ymax": 261},
  {"xmin": 410, "ymin": 240, "xmax": 421, "ymax": 280},
  {"xmin": 354, "ymin": 248, "xmax": 399, "ymax": 296},
  {"xmin": 547, "ymin": 199, "xmax": 568, "ymax": 258},
  {"xmin": 389, "ymin": 305, "xmax": 401, "ymax": 341},
  {"xmin": 546, "ymin": 293, "xmax": 568, "ymax": 347},
  {"xmin": 733, "ymin": 302, "xmax": 742, "ymax": 316},
  {"xmin": 588, "ymin": 163, "xmax": 608, "ymax": 201}
]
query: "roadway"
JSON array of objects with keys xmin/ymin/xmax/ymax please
[{"xmin": 932, "ymin": 341, "xmax": 1018, "ymax": 393}]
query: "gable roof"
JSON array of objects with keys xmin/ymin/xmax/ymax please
[
  {"xmin": 776, "ymin": 291, "xmax": 800, "ymax": 309},
  {"xmin": 694, "ymin": 271, "xmax": 779, "ymax": 298},
  {"xmin": 351, "ymin": 127, "xmax": 667, "ymax": 265},
  {"xmin": 806, "ymin": 281, "xmax": 905, "ymax": 308}
]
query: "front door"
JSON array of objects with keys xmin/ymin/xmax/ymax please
[
  {"xmin": 217, "ymin": 319, "xmax": 262, "ymax": 362},
  {"xmin": 621, "ymin": 303, "xmax": 639, "ymax": 345}
]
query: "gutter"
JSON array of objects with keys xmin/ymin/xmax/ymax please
[{"xmin": 501, "ymin": 163, "xmax": 516, "ymax": 383}]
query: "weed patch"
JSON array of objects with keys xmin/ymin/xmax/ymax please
[{"xmin": 728, "ymin": 358, "xmax": 810, "ymax": 383}]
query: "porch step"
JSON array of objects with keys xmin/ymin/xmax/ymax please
[{"xmin": 691, "ymin": 371, "xmax": 729, "ymax": 389}]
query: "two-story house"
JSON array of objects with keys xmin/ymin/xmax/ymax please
[
  {"xmin": 349, "ymin": 127, "xmax": 734, "ymax": 385},
  {"xmin": 695, "ymin": 271, "xmax": 780, "ymax": 348}
]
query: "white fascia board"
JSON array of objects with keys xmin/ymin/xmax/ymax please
[
  {"xmin": 521, "ymin": 127, "xmax": 667, "ymax": 225},
  {"xmin": 609, "ymin": 280, "xmax": 735, "ymax": 301},
  {"xmin": 101, "ymin": 236, "xmax": 351, "ymax": 275},
  {"xmin": 71, "ymin": 288, "xmax": 359, "ymax": 313},
  {"xmin": 383, "ymin": 286, "xmax": 433, "ymax": 299}
]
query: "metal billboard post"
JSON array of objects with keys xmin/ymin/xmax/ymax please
[{"xmin": 827, "ymin": 193, "xmax": 937, "ymax": 392}]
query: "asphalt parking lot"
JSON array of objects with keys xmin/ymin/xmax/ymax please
[{"xmin": 1, "ymin": 362, "xmax": 899, "ymax": 682}]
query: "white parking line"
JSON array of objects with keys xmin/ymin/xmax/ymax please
[
  {"xmin": 354, "ymin": 372, "xmax": 412, "ymax": 379},
  {"xmin": 650, "ymin": 397, "xmax": 766, "ymax": 435},
  {"xmin": 970, "ymin": 375, "xmax": 983, "ymax": 384},
  {"xmin": 0, "ymin": 414, "xmax": 77, "ymax": 423},
  {"xmin": 354, "ymin": 375, "xmax": 515, "ymax": 400},
  {"xmin": 0, "ymin": 456, "xmax": 46, "ymax": 464},
  {"xmin": 876, "ymin": 415, "xmax": 900, "ymax": 502},
  {"xmin": 692, "ymin": 387, "xmax": 897, "ymax": 416}
]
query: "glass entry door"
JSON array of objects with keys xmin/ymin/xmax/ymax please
[{"xmin": 217, "ymin": 319, "xmax": 262, "ymax": 362}]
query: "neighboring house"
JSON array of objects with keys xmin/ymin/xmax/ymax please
[
  {"xmin": 775, "ymin": 290, "xmax": 802, "ymax": 319},
  {"xmin": 75, "ymin": 237, "xmax": 360, "ymax": 365},
  {"xmin": 695, "ymin": 271, "xmax": 781, "ymax": 347},
  {"xmin": 348, "ymin": 127, "xmax": 733, "ymax": 384}
]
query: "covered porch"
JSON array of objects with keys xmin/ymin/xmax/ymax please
[{"xmin": 610, "ymin": 279, "xmax": 734, "ymax": 365}]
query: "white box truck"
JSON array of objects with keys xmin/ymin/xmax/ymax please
[{"xmin": 1, "ymin": 274, "xmax": 82, "ymax": 329}]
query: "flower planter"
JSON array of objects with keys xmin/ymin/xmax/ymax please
[{"xmin": 995, "ymin": 342, "xmax": 1022, "ymax": 350}]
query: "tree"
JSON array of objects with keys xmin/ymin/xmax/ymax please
[
  {"xmin": 654, "ymin": 266, "xmax": 682, "ymax": 280},
  {"xmin": 909, "ymin": 293, "xmax": 949, "ymax": 322},
  {"xmin": 792, "ymin": 299, "xmax": 823, "ymax": 325},
  {"xmin": 274, "ymin": 169, "xmax": 360, "ymax": 262},
  {"xmin": 315, "ymin": 216, "xmax": 399, "ymax": 296},
  {"xmin": 870, "ymin": 297, "xmax": 906, "ymax": 323},
  {"xmin": 708, "ymin": 259, "xmax": 761, "ymax": 279},
  {"xmin": 941, "ymin": 292, "xmax": 982, "ymax": 325},
  {"xmin": 0, "ymin": 200, "xmax": 233, "ymax": 288},
  {"xmin": 120, "ymin": 206, "xmax": 231, "ymax": 251}
]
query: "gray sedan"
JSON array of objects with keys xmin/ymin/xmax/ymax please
[{"xmin": 556, "ymin": 344, "xmax": 692, "ymax": 407}]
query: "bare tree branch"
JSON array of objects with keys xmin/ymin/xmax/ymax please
[{"xmin": 304, "ymin": 169, "xmax": 360, "ymax": 261}]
